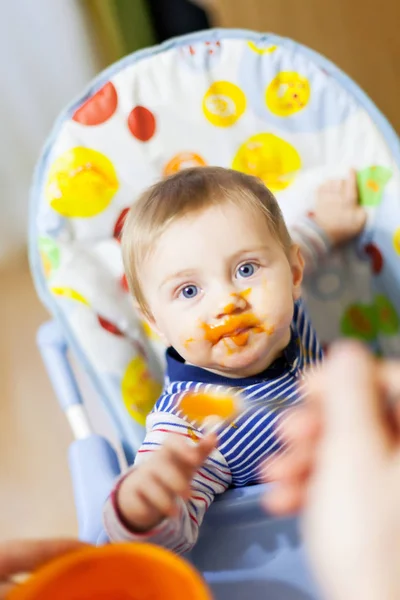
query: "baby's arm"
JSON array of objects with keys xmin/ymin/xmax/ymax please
[
  {"xmin": 291, "ymin": 170, "xmax": 367, "ymax": 274},
  {"xmin": 103, "ymin": 413, "xmax": 231, "ymax": 553}
]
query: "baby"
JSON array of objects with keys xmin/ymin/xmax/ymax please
[{"xmin": 103, "ymin": 167, "xmax": 365, "ymax": 552}]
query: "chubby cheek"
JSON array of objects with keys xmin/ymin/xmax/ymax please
[
  {"xmin": 269, "ymin": 301, "xmax": 294, "ymax": 331},
  {"xmin": 251, "ymin": 282, "xmax": 294, "ymax": 330},
  {"xmin": 164, "ymin": 315, "xmax": 209, "ymax": 360},
  {"xmin": 176, "ymin": 333, "xmax": 212, "ymax": 366}
]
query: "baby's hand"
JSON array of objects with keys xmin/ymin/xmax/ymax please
[
  {"xmin": 117, "ymin": 433, "xmax": 217, "ymax": 532},
  {"xmin": 313, "ymin": 170, "xmax": 367, "ymax": 246},
  {"xmin": 262, "ymin": 402, "xmax": 321, "ymax": 515}
]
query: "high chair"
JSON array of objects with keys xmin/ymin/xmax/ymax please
[{"xmin": 31, "ymin": 29, "xmax": 400, "ymax": 600}]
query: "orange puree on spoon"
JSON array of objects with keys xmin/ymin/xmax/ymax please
[{"xmin": 180, "ymin": 390, "xmax": 241, "ymax": 423}]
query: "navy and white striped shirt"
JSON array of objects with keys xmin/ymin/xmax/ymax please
[{"xmin": 104, "ymin": 298, "xmax": 323, "ymax": 553}]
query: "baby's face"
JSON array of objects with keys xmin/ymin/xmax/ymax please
[{"xmin": 141, "ymin": 202, "xmax": 303, "ymax": 378}]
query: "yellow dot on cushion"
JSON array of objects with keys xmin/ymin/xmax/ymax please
[
  {"xmin": 122, "ymin": 356, "xmax": 161, "ymax": 426},
  {"xmin": 203, "ymin": 81, "xmax": 246, "ymax": 127},
  {"xmin": 45, "ymin": 147, "xmax": 119, "ymax": 218},
  {"xmin": 51, "ymin": 287, "xmax": 90, "ymax": 305},
  {"xmin": 141, "ymin": 320, "xmax": 162, "ymax": 343},
  {"xmin": 232, "ymin": 132, "xmax": 301, "ymax": 191},
  {"xmin": 247, "ymin": 41, "xmax": 278, "ymax": 54},
  {"xmin": 41, "ymin": 252, "xmax": 52, "ymax": 278},
  {"xmin": 266, "ymin": 72, "xmax": 310, "ymax": 117},
  {"xmin": 393, "ymin": 228, "xmax": 400, "ymax": 255}
]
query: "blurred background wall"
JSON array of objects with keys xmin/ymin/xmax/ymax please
[{"xmin": 0, "ymin": 1, "xmax": 101, "ymax": 265}]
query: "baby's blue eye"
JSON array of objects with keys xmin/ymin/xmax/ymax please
[
  {"xmin": 237, "ymin": 263, "xmax": 256, "ymax": 278},
  {"xmin": 181, "ymin": 285, "xmax": 199, "ymax": 299}
]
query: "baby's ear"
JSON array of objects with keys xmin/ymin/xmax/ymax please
[
  {"xmin": 290, "ymin": 244, "xmax": 304, "ymax": 300},
  {"xmin": 135, "ymin": 303, "xmax": 170, "ymax": 347}
]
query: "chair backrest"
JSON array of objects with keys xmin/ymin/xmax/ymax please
[{"xmin": 30, "ymin": 29, "xmax": 400, "ymax": 461}]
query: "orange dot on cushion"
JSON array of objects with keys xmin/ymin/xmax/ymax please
[{"xmin": 163, "ymin": 152, "xmax": 207, "ymax": 177}]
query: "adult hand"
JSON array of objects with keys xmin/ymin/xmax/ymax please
[
  {"xmin": 0, "ymin": 538, "xmax": 88, "ymax": 598},
  {"xmin": 267, "ymin": 342, "xmax": 400, "ymax": 600}
]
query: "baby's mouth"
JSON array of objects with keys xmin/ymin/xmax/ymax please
[
  {"xmin": 202, "ymin": 314, "xmax": 264, "ymax": 346},
  {"xmin": 221, "ymin": 327, "xmax": 253, "ymax": 347},
  {"xmin": 221, "ymin": 326, "xmax": 250, "ymax": 339}
]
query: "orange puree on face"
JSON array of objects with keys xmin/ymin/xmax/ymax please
[
  {"xmin": 223, "ymin": 289, "xmax": 252, "ymax": 315},
  {"xmin": 202, "ymin": 313, "xmax": 264, "ymax": 346},
  {"xmin": 180, "ymin": 391, "xmax": 239, "ymax": 422},
  {"xmin": 231, "ymin": 331, "xmax": 250, "ymax": 346},
  {"xmin": 223, "ymin": 302, "xmax": 237, "ymax": 314}
]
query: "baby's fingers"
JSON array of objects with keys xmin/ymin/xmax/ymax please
[
  {"xmin": 151, "ymin": 461, "xmax": 193, "ymax": 500},
  {"xmin": 352, "ymin": 206, "xmax": 367, "ymax": 231},
  {"xmin": 136, "ymin": 477, "xmax": 178, "ymax": 519},
  {"xmin": 344, "ymin": 168, "xmax": 359, "ymax": 204},
  {"xmin": 162, "ymin": 432, "xmax": 216, "ymax": 471},
  {"xmin": 196, "ymin": 433, "xmax": 218, "ymax": 463},
  {"xmin": 318, "ymin": 179, "xmax": 342, "ymax": 193}
]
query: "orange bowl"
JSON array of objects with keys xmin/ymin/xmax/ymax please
[{"xmin": 7, "ymin": 543, "xmax": 212, "ymax": 600}]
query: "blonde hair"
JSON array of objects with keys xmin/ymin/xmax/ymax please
[{"xmin": 122, "ymin": 167, "xmax": 291, "ymax": 317}]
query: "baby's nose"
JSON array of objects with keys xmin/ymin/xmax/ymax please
[{"xmin": 216, "ymin": 292, "xmax": 248, "ymax": 318}]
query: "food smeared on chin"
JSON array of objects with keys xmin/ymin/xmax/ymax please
[
  {"xmin": 184, "ymin": 336, "xmax": 195, "ymax": 350},
  {"xmin": 179, "ymin": 390, "xmax": 242, "ymax": 424}
]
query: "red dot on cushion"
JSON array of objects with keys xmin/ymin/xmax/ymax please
[
  {"xmin": 97, "ymin": 315, "xmax": 124, "ymax": 336},
  {"xmin": 127, "ymin": 106, "xmax": 156, "ymax": 142},
  {"xmin": 364, "ymin": 243, "xmax": 384, "ymax": 274},
  {"xmin": 113, "ymin": 208, "xmax": 130, "ymax": 242},
  {"xmin": 121, "ymin": 274, "xmax": 129, "ymax": 292},
  {"xmin": 72, "ymin": 82, "xmax": 118, "ymax": 126}
]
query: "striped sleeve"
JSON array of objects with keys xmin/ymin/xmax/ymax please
[
  {"xmin": 290, "ymin": 215, "xmax": 331, "ymax": 275},
  {"xmin": 103, "ymin": 410, "xmax": 232, "ymax": 554}
]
